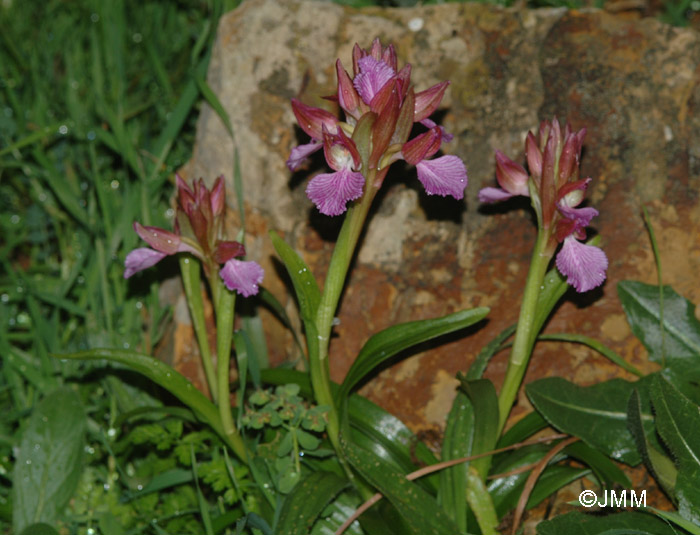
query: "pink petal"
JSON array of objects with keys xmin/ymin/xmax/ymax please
[
  {"xmin": 495, "ymin": 150, "xmax": 529, "ymax": 196},
  {"xmin": 558, "ymin": 204, "xmax": 598, "ymax": 228},
  {"xmin": 478, "ymin": 186, "xmax": 515, "ymax": 203},
  {"xmin": 124, "ymin": 248, "xmax": 167, "ymax": 278},
  {"xmin": 415, "ymin": 155, "xmax": 467, "ymax": 200},
  {"xmin": 353, "ymin": 56, "xmax": 395, "ymax": 105},
  {"xmin": 420, "ymin": 119, "xmax": 454, "ymax": 142},
  {"xmin": 305, "ymin": 168, "xmax": 365, "ymax": 216},
  {"xmin": 134, "ymin": 222, "xmax": 182, "ymax": 255},
  {"xmin": 555, "ymin": 236, "xmax": 608, "ymax": 293},
  {"xmin": 220, "ymin": 259, "xmax": 265, "ymax": 297},
  {"xmin": 287, "ymin": 142, "xmax": 323, "ymax": 171}
]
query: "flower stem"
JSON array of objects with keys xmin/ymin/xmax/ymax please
[
  {"xmin": 179, "ymin": 255, "xmax": 218, "ymax": 403},
  {"xmin": 497, "ymin": 229, "xmax": 552, "ymax": 434},
  {"xmin": 312, "ymin": 175, "xmax": 379, "ymax": 453},
  {"xmin": 214, "ymin": 277, "xmax": 247, "ymax": 462}
]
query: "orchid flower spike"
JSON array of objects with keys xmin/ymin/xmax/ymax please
[
  {"xmin": 287, "ymin": 38, "xmax": 468, "ymax": 216},
  {"xmin": 479, "ymin": 119, "xmax": 607, "ymax": 292},
  {"xmin": 124, "ymin": 175, "xmax": 264, "ymax": 297}
]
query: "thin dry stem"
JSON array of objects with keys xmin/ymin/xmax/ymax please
[{"xmin": 510, "ymin": 436, "xmax": 579, "ymax": 535}]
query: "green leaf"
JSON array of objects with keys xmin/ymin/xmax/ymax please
[
  {"xmin": 648, "ymin": 507, "xmax": 700, "ymax": 535},
  {"xmin": 618, "ymin": 281, "xmax": 700, "ymax": 372},
  {"xmin": 340, "ymin": 437, "xmax": 460, "ymax": 535},
  {"xmin": 563, "ymin": 441, "xmax": 631, "ymax": 488},
  {"xmin": 54, "ymin": 349, "xmax": 224, "ymax": 440},
  {"xmin": 466, "ymin": 323, "xmax": 515, "ymax": 380},
  {"xmin": 12, "ymin": 388, "xmax": 86, "ymax": 533},
  {"xmin": 527, "ymin": 377, "xmax": 647, "ymax": 465},
  {"xmin": 438, "ymin": 391, "xmax": 474, "ymax": 533},
  {"xmin": 466, "ymin": 467, "xmax": 499, "ymax": 535},
  {"xmin": 537, "ymin": 333, "xmax": 643, "ymax": 377},
  {"xmin": 18, "ymin": 524, "xmax": 60, "ymax": 535},
  {"xmin": 261, "ymin": 368, "xmax": 438, "ymax": 490},
  {"xmin": 339, "ymin": 307, "xmax": 489, "ymax": 400},
  {"xmin": 651, "ymin": 375, "xmax": 700, "ymax": 520},
  {"xmin": 627, "ymin": 387, "xmax": 677, "ymax": 495},
  {"xmin": 535, "ymin": 511, "xmax": 680, "ymax": 535},
  {"xmin": 276, "ymin": 471, "xmax": 349, "ymax": 535},
  {"xmin": 496, "ymin": 411, "xmax": 547, "ymax": 449},
  {"xmin": 269, "ymin": 230, "xmax": 320, "ymax": 356},
  {"xmin": 458, "ymin": 377, "xmax": 499, "ymax": 479}
]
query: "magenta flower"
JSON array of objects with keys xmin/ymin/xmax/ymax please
[
  {"xmin": 479, "ymin": 119, "xmax": 607, "ymax": 292},
  {"xmin": 288, "ymin": 38, "xmax": 467, "ymax": 216},
  {"xmin": 124, "ymin": 175, "xmax": 264, "ymax": 297}
]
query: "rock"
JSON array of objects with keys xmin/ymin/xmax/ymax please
[{"xmin": 180, "ymin": 0, "xmax": 700, "ymax": 442}]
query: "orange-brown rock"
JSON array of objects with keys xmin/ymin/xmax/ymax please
[{"xmin": 179, "ymin": 0, "xmax": 700, "ymax": 447}]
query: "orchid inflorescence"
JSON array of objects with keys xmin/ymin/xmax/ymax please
[
  {"xmin": 124, "ymin": 175, "xmax": 264, "ymax": 297},
  {"xmin": 479, "ymin": 118, "xmax": 608, "ymax": 292},
  {"xmin": 287, "ymin": 38, "xmax": 468, "ymax": 216}
]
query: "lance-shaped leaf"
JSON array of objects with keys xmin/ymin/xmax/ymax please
[
  {"xmin": 536, "ymin": 511, "xmax": 680, "ymax": 535},
  {"xmin": 438, "ymin": 390, "xmax": 474, "ymax": 533},
  {"xmin": 340, "ymin": 435, "xmax": 460, "ymax": 535},
  {"xmin": 458, "ymin": 377, "xmax": 499, "ymax": 480},
  {"xmin": 527, "ymin": 377, "xmax": 651, "ymax": 465},
  {"xmin": 276, "ymin": 471, "xmax": 349, "ymax": 535},
  {"xmin": 627, "ymin": 386, "xmax": 677, "ymax": 496},
  {"xmin": 618, "ymin": 281, "xmax": 700, "ymax": 373},
  {"xmin": 338, "ymin": 307, "xmax": 489, "ymax": 402},
  {"xmin": 651, "ymin": 375, "xmax": 700, "ymax": 520},
  {"xmin": 54, "ymin": 349, "xmax": 224, "ymax": 440},
  {"xmin": 269, "ymin": 230, "xmax": 320, "ymax": 350}
]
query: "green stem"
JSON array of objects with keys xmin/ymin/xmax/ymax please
[
  {"xmin": 179, "ymin": 255, "xmax": 218, "ymax": 403},
  {"xmin": 214, "ymin": 278, "xmax": 247, "ymax": 462},
  {"xmin": 312, "ymin": 182, "xmax": 377, "ymax": 453},
  {"xmin": 497, "ymin": 228, "xmax": 552, "ymax": 434}
]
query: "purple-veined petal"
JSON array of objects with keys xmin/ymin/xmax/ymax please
[
  {"xmin": 124, "ymin": 248, "xmax": 167, "ymax": 279},
  {"xmin": 287, "ymin": 141, "xmax": 323, "ymax": 171},
  {"xmin": 555, "ymin": 236, "xmax": 608, "ymax": 293},
  {"xmin": 478, "ymin": 186, "xmax": 515, "ymax": 203},
  {"xmin": 306, "ymin": 168, "xmax": 365, "ymax": 216},
  {"xmin": 353, "ymin": 56, "xmax": 395, "ymax": 105},
  {"xmin": 415, "ymin": 155, "xmax": 467, "ymax": 200},
  {"xmin": 220, "ymin": 259, "xmax": 265, "ymax": 297},
  {"xmin": 558, "ymin": 204, "xmax": 598, "ymax": 228}
]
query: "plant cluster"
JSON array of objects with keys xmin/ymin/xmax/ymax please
[{"xmin": 3, "ymin": 2, "xmax": 700, "ymax": 535}]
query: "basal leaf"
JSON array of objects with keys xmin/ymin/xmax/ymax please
[
  {"xmin": 496, "ymin": 411, "xmax": 547, "ymax": 449},
  {"xmin": 276, "ymin": 471, "xmax": 349, "ymax": 535},
  {"xmin": 12, "ymin": 388, "xmax": 86, "ymax": 533},
  {"xmin": 536, "ymin": 511, "xmax": 679, "ymax": 535},
  {"xmin": 340, "ymin": 437, "xmax": 460, "ymax": 535},
  {"xmin": 651, "ymin": 375, "xmax": 700, "ymax": 520},
  {"xmin": 54, "ymin": 349, "xmax": 224, "ymax": 441},
  {"xmin": 618, "ymin": 281, "xmax": 700, "ymax": 372},
  {"xmin": 563, "ymin": 442, "xmax": 631, "ymax": 488},
  {"xmin": 438, "ymin": 390, "xmax": 474, "ymax": 533},
  {"xmin": 527, "ymin": 377, "xmax": 648, "ymax": 465},
  {"xmin": 339, "ymin": 307, "xmax": 489, "ymax": 401},
  {"xmin": 269, "ymin": 230, "xmax": 320, "ymax": 333},
  {"xmin": 627, "ymin": 387, "xmax": 676, "ymax": 495},
  {"xmin": 458, "ymin": 377, "xmax": 499, "ymax": 479}
]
